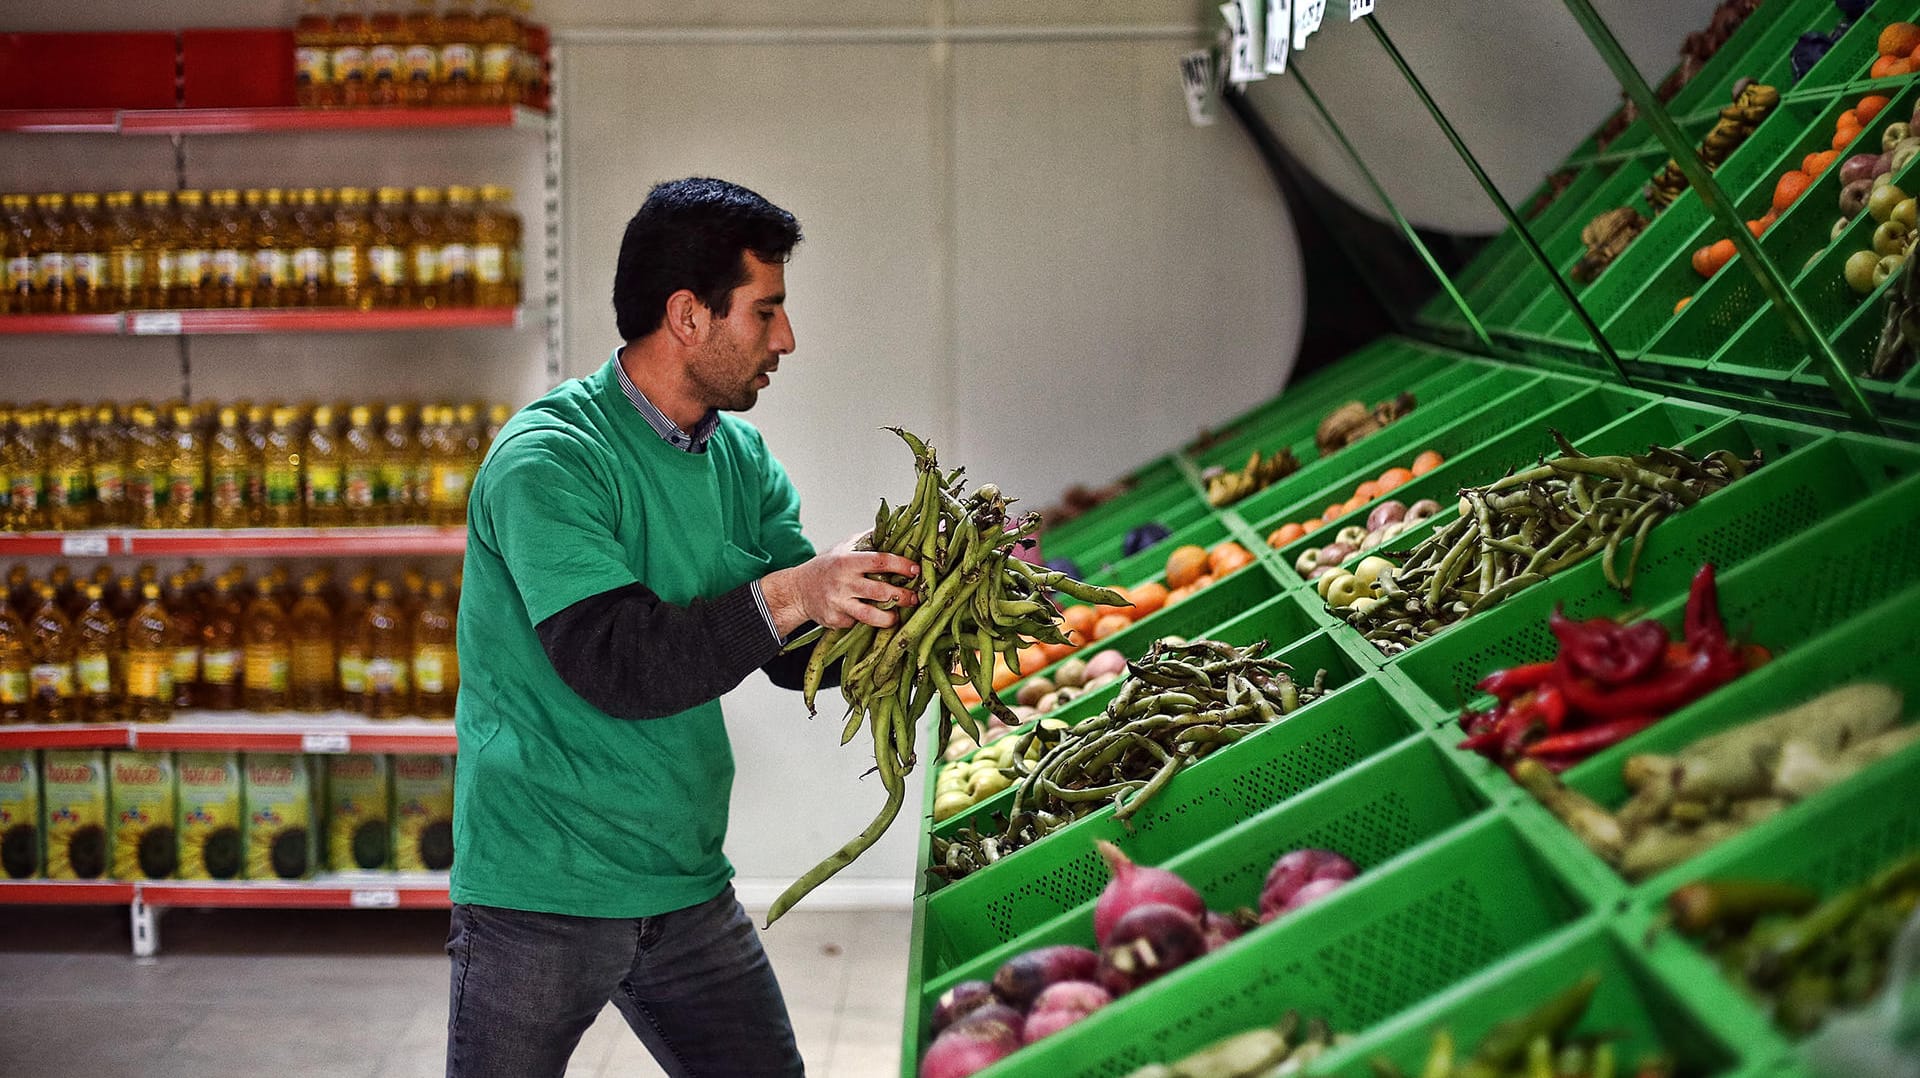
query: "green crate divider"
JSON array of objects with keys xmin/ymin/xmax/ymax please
[
  {"xmin": 1307, "ymin": 920, "xmax": 1752, "ymax": 1078},
  {"xmin": 1795, "ymin": 0, "xmax": 1920, "ymax": 92},
  {"xmin": 1040, "ymin": 466, "xmax": 1199, "ymax": 557},
  {"xmin": 1438, "ymin": 165, "xmax": 1621, "ymax": 314},
  {"xmin": 1178, "ymin": 340, "xmax": 1449, "ymax": 461},
  {"xmin": 919, "ymin": 658, "xmax": 1412, "ymax": 977},
  {"xmin": 1261, "ymin": 385, "xmax": 1660, "ymax": 597},
  {"xmin": 1675, "ymin": 0, "xmax": 1837, "ymax": 117},
  {"xmin": 916, "ymin": 734, "xmax": 1490, "ymax": 1021},
  {"xmin": 946, "ymin": 814, "xmax": 1592, "ymax": 1078},
  {"xmin": 1801, "ymin": 257, "xmax": 1920, "ymax": 401},
  {"xmin": 1121, "ymin": 452, "xmax": 1184, "ymax": 489},
  {"xmin": 1393, "ymin": 420, "xmax": 1879, "ymax": 712},
  {"xmin": 1041, "ymin": 484, "xmax": 1213, "ymax": 579},
  {"xmin": 1089, "ymin": 512, "xmax": 1236, "ymax": 590}
]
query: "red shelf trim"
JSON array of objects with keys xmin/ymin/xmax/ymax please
[
  {"xmin": 139, "ymin": 879, "xmax": 450, "ymax": 909},
  {"xmin": 0, "ymin": 108, "xmax": 120, "ymax": 133},
  {"xmin": 0, "ymin": 880, "xmax": 137, "ymax": 904},
  {"xmin": 0, "ymin": 307, "xmax": 517, "ymax": 335},
  {"xmin": 116, "ymin": 104, "xmax": 544, "ymax": 134},
  {"xmin": 0, "ymin": 526, "xmax": 465, "ymax": 557},
  {"xmin": 0, "ymin": 313, "xmax": 123, "ymax": 334},
  {"xmin": 0, "ymin": 724, "xmax": 133, "ymax": 749}
]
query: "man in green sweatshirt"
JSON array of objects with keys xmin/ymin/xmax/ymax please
[{"xmin": 447, "ymin": 177, "xmax": 917, "ymax": 1077}]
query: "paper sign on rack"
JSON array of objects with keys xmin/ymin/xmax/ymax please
[
  {"xmin": 1350, "ymin": 0, "xmax": 1374, "ymax": 20},
  {"xmin": 1294, "ymin": 0, "xmax": 1326, "ymax": 49},
  {"xmin": 350, "ymin": 888, "xmax": 400, "ymax": 909},
  {"xmin": 301, "ymin": 732, "xmax": 351, "ymax": 754},
  {"xmin": 1179, "ymin": 50, "xmax": 1220, "ymax": 126},
  {"xmin": 1265, "ymin": 0, "xmax": 1292, "ymax": 73},
  {"xmin": 60, "ymin": 534, "xmax": 110, "ymax": 557}
]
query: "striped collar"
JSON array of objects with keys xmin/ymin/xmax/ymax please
[{"xmin": 612, "ymin": 349, "xmax": 721, "ymax": 453}]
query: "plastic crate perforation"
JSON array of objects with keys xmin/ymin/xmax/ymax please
[{"xmin": 986, "ymin": 848, "xmax": 1109, "ymax": 944}]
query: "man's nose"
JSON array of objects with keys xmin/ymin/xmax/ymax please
[{"xmin": 771, "ymin": 309, "xmax": 795, "ymax": 355}]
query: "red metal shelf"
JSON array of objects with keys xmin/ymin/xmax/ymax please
[
  {"xmin": 0, "ymin": 880, "xmax": 137, "ymax": 904},
  {"xmin": 136, "ymin": 713, "xmax": 455, "ymax": 755},
  {"xmin": 0, "ymin": 108, "xmax": 120, "ymax": 134},
  {"xmin": 0, "ymin": 724, "xmax": 131, "ymax": 750},
  {"xmin": 139, "ymin": 875, "xmax": 451, "ymax": 910},
  {"xmin": 130, "ymin": 306, "xmax": 521, "ymax": 335},
  {"xmin": 0, "ymin": 313, "xmax": 123, "ymax": 334},
  {"xmin": 0, "ymin": 526, "xmax": 464, "ymax": 557},
  {"xmin": 116, "ymin": 104, "xmax": 545, "ymax": 135}
]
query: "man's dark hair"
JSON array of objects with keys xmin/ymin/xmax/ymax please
[{"xmin": 613, "ymin": 177, "xmax": 802, "ymax": 340}]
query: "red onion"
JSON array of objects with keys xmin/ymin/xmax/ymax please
[
  {"xmin": 930, "ymin": 980, "xmax": 996, "ymax": 1036},
  {"xmin": 1096, "ymin": 903, "xmax": 1206, "ymax": 996},
  {"xmin": 1201, "ymin": 910, "xmax": 1243, "ymax": 952},
  {"xmin": 920, "ymin": 1007, "xmax": 1023, "ymax": 1078},
  {"xmin": 1258, "ymin": 849, "xmax": 1357, "ymax": 920},
  {"xmin": 1093, "ymin": 841, "xmax": 1205, "ymax": 947},
  {"xmin": 991, "ymin": 945, "xmax": 1099, "ymax": 1012},
  {"xmin": 1029, "ymin": 980, "xmax": 1111, "ymax": 1018}
]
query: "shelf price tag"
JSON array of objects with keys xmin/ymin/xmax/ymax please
[
  {"xmin": 60, "ymin": 534, "xmax": 110, "ymax": 557},
  {"xmin": 1350, "ymin": 0, "xmax": 1374, "ymax": 20},
  {"xmin": 1294, "ymin": 0, "xmax": 1325, "ymax": 50},
  {"xmin": 129, "ymin": 311, "xmax": 183, "ymax": 336},
  {"xmin": 301, "ymin": 732, "xmax": 352, "ymax": 754},
  {"xmin": 1265, "ymin": 0, "xmax": 1291, "ymax": 73},
  {"xmin": 350, "ymin": 888, "xmax": 400, "ymax": 909},
  {"xmin": 1179, "ymin": 50, "xmax": 1220, "ymax": 127},
  {"xmin": 1219, "ymin": 1, "xmax": 1261, "ymax": 86}
]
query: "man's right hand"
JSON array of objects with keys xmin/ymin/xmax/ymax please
[{"xmin": 760, "ymin": 538, "xmax": 921, "ymax": 636}]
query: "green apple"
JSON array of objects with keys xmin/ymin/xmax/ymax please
[{"xmin": 1846, "ymin": 248, "xmax": 1882, "ymax": 293}]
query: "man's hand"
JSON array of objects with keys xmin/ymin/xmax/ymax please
[{"xmin": 760, "ymin": 535, "xmax": 921, "ymax": 636}]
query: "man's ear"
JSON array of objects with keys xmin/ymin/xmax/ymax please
[{"xmin": 663, "ymin": 289, "xmax": 706, "ymax": 346}]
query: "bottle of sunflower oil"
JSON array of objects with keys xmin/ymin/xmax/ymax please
[
  {"xmin": 289, "ymin": 188, "xmax": 330, "ymax": 308},
  {"xmin": 440, "ymin": 186, "xmax": 477, "ymax": 306},
  {"xmin": 30, "ymin": 193, "xmax": 73, "ymax": 315},
  {"xmin": 7, "ymin": 408, "xmax": 46, "ymax": 531},
  {"xmin": 426, "ymin": 405, "xmax": 474, "ymax": 526},
  {"xmin": 88, "ymin": 404, "xmax": 126, "ymax": 527},
  {"xmin": 108, "ymin": 569, "xmax": 137, "ymax": 623},
  {"xmin": 245, "ymin": 190, "xmax": 287, "ymax": 308},
  {"xmin": 360, "ymin": 579, "xmax": 410, "ymax": 719},
  {"xmin": 6, "ymin": 565, "xmax": 32, "ymax": 618},
  {"xmin": 242, "ymin": 579, "xmax": 291, "ymax": 712},
  {"xmin": 207, "ymin": 406, "xmax": 248, "ymax": 528},
  {"xmin": 73, "ymin": 584, "xmax": 121, "ymax": 724},
  {"xmin": 330, "ymin": 188, "xmax": 372, "ymax": 310},
  {"xmin": 165, "ymin": 404, "xmax": 204, "ymax": 528},
  {"xmin": 102, "ymin": 191, "xmax": 146, "ymax": 311},
  {"xmin": 406, "ymin": 188, "xmax": 442, "ymax": 309},
  {"xmin": 198, "ymin": 575, "xmax": 242, "ymax": 711},
  {"xmin": 27, "ymin": 583, "xmax": 76, "ymax": 723},
  {"xmin": 51, "ymin": 564, "xmax": 82, "ymax": 620},
  {"xmin": 438, "ymin": 0, "xmax": 481, "ymax": 104},
  {"xmin": 263, "ymin": 405, "xmax": 303, "ymax": 526},
  {"xmin": 368, "ymin": 187, "xmax": 410, "ymax": 308},
  {"xmin": 342, "ymin": 404, "xmax": 382, "ymax": 525},
  {"xmin": 400, "ymin": 565, "xmax": 426, "ymax": 626},
  {"xmin": 165, "ymin": 572, "xmax": 200, "ymax": 710},
  {"xmin": 208, "ymin": 190, "xmax": 252, "ymax": 310},
  {"xmin": 172, "ymin": 190, "xmax": 210, "ymax": 310},
  {"xmin": 0, "ymin": 594, "xmax": 27, "ymax": 724},
  {"xmin": 367, "ymin": 0, "xmax": 405, "ymax": 106},
  {"xmin": 294, "ymin": 0, "xmax": 335, "ymax": 108},
  {"xmin": 124, "ymin": 582, "xmax": 173, "ymax": 723},
  {"xmin": 289, "ymin": 576, "xmax": 337, "ymax": 712},
  {"xmin": 378, "ymin": 403, "xmax": 415, "ymax": 523},
  {"xmin": 124, "ymin": 403, "xmax": 165, "ymax": 528},
  {"xmin": 241, "ymin": 402, "xmax": 271, "ymax": 523},
  {"xmin": 304, "ymin": 404, "xmax": 345, "ymax": 526},
  {"xmin": 68, "ymin": 193, "xmax": 106, "ymax": 314},
  {"xmin": 265, "ymin": 565, "xmax": 296, "ymax": 613},
  {"xmin": 401, "ymin": 0, "xmax": 441, "ymax": 107},
  {"xmin": 412, "ymin": 578, "xmax": 457, "ymax": 718},
  {"xmin": 138, "ymin": 191, "xmax": 176, "ymax": 311},
  {"xmin": 0, "ymin": 408, "xmax": 15, "ymax": 530},
  {"xmin": 2, "ymin": 195, "xmax": 34, "ymax": 313},
  {"xmin": 43, "ymin": 408, "xmax": 90, "ymax": 531},
  {"xmin": 476, "ymin": 0, "xmax": 519, "ymax": 106},
  {"xmin": 332, "ymin": 0, "xmax": 372, "ymax": 108},
  {"xmin": 336, "ymin": 570, "xmax": 372, "ymax": 712},
  {"xmin": 473, "ymin": 185, "xmax": 516, "ymax": 307}
]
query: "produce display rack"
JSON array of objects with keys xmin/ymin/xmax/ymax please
[{"xmin": 898, "ymin": 331, "xmax": 1920, "ymax": 1077}]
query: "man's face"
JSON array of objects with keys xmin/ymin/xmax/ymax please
[{"xmin": 686, "ymin": 254, "xmax": 794, "ymax": 413}]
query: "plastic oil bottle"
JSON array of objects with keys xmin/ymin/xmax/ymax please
[
  {"xmin": 208, "ymin": 190, "xmax": 253, "ymax": 310},
  {"xmin": 473, "ymin": 185, "xmax": 516, "ymax": 308},
  {"xmin": 73, "ymin": 584, "xmax": 121, "ymax": 724},
  {"xmin": 242, "ymin": 577, "xmax": 291, "ymax": 711},
  {"xmin": 6, "ymin": 566, "xmax": 32, "ymax": 621},
  {"xmin": 125, "ymin": 402, "xmax": 164, "ymax": 528},
  {"xmin": 108, "ymin": 570, "xmax": 138, "ymax": 623},
  {"xmin": 103, "ymin": 191, "xmax": 147, "ymax": 311},
  {"xmin": 294, "ymin": 0, "xmax": 335, "ymax": 107},
  {"xmin": 124, "ymin": 582, "xmax": 173, "ymax": 723},
  {"xmin": 429, "ymin": 405, "xmax": 476, "ymax": 526},
  {"xmin": 207, "ymin": 406, "xmax": 249, "ymax": 528},
  {"xmin": 332, "ymin": 0, "xmax": 372, "ymax": 108},
  {"xmin": 165, "ymin": 404, "xmax": 204, "ymax": 528},
  {"xmin": 412, "ymin": 578, "xmax": 457, "ymax": 719},
  {"xmin": 438, "ymin": 0, "xmax": 481, "ymax": 104},
  {"xmin": 68, "ymin": 192, "xmax": 105, "ymax": 314},
  {"xmin": 138, "ymin": 191, "xmax": 176, "ymax": 311},
  {"xmin": 172, "ymin": 190, "xmax": 210, "ymax": 310},
  {"xmin": 342, "ymin": 404, "xmax": 383, "ymax": 525},
  {"xmin": 27, "ymin": 584, "xmax": 76, "ymax": 724},
  {"xmin": 89, "ymin": 403, "xmax": 126, "ymax": 527},
  {"xmin": 198, "ymin": 575, "xmax": 243, "ymax": 711},
  {"xmin": 50, "ymin": 564, "xmax": 81, "ymax": 620},
  {"xmin": 7, "ymin": 408, "xmax": 45, "ymax": 531},
  {"xmin": 440, "ymin": 186, "xmax": 477, "ymax": 306},
  {"xmin": 246, "ymin": 190, "xmax": 288, "ymax": 308},
  {"xmin": 0, "ymin": 594, "xmax": 27, "ymax": 724},
  {"xmin": 368, "ymin": 188, "xmax": 410, "ymax": 309},
  {"xmin": 360, "ymin": 579, "xmax": 410, "ymax": 719},
  {"xmin": 304, "ymin": 404, "xmax": 345, "ymax": 526},
  {"xmin": 263, "ymin": 405, "xmax": 303, "ymax": 526},
  {"xmin": 31, "ymin": 193, "xmax": 73, "ymax": 315},
  {"xmin": 367, "ymin": 0, "xmax": 406, "ymax": 107},
  {"xmin": 336, "ymin": 569, "xmax": 372, "ymax": 712},
  {"xmin": 379, "ymin": 403, "xmax": 418, "ymax": 523},
  {"xmin": 401, "ymin": 0, "xmax": 441, "ymax": 107},
  {"xmin": 44, "ymin": 408, "xmax": 90, "ymax": 531},
  {"xmin": 289, "ymin": 188, "xmax": 330, "ymax": 308},
  {"xmin": 330, "ymin": 188, "xmax": 372, "ymax": 310},
  {"xmin": 476, "ymin": 0, "xmax": 520, "ymax": 106},
  {"xmin": 165, "ymin": 572, "xmax": 200, "ymax": 710},
  {"xmin": 290, "ymin": 576, "xmax": 337, "ymax": 712},
  {"xmin": 240, "ymin": 402, "xmax": 270, "ymax": 523},
  {"xmin": 2, "ymin": 195, "xmax": 34, "ymax": 313},
  {"xmin": 407, "ymin": 187, "xmax": 443, "ymax": 309}
]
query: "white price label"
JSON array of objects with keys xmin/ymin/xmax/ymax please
[
  {"xmin": 130, "ymin": 311, "xmax": 183, "ymax": 335},
  {"xmin": 1179, "ymin": 50, "xmax": 1220, "ymax": 127},
  {"xmin": 60, "ymin": 534, "xmax": 110, "ymax": 557},
  {"xmin": 1350, "ymin": 0, "xmax": 1374, "ymax": 20},
  {"xmin": 1294, "ymin": 0, "xmax": 1326, "ymax": 49},
  {"xmin": 350, "ymin": 888, "xmax": 400, "ymax": 909},
  {"xmin": 1265, "ymin": 0, "xmax": 1292, "ymax": 73},
  {"xmin": 301, "ymin": 732, "xmax": 352, "ymax": 754}
]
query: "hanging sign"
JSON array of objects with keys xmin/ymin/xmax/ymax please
[
  {"xmin": 1179, "ymin": 49, "xmax": 1220, "ymax": 126},
  {"xmin": 1294, "ymin": 0, "xmax": 1326, "ymax": 50},
  {"xmin": 1350, "ymin": 0, "xmax": 1375, "ymax": 20},
  {"xmin": 1265, "ymin": 0, "xmax": 1292, "ymax": 73},
  {"xmin": 1219, "ymin": 2, "xmax": 1260, "ymax": 86}
]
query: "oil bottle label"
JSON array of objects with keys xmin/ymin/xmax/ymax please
[
  {"xmin": 330, "ymin": 248, "xmax": 359, "ymax": 287},
  {"xmin": 307, "ymin": 464, "xmax": 343, "ymax": 506},
  {"xmin": 332, "ymin": 45, "xmax": 368, "ymax": 84},
  {"xmin": 168, "ymin": 469, "xmax": 201, "ymax": 509},
  {"xmin": 344, "ymin": 466, "xmax": 377, "ymax": 509},
  {"xmin": 475, "ymin": 244, "xmax": 505, "ymax": 285},
  {"xmin": 171, "ymin": 646, "xmax": 200, "ymax": 685},
  {"xmin": 76, "ymin": 654, "xmax": 112, "ymax": 695},
  {"xmin": 292, "ymin": 641, "xmax": 335, "ymax": 682},
  {"xmin": 405, "ymin": 44, "xmax": 438, "ymax": 83},
  {"xmin": 481, "ymin": 43, "xmax": 515, "ymax": 84},
  {"xmin": 111, "ymin": 250, "xmax": 143, "ymax": 289},
  {"xmin": 30, "ymin": 663, "xmax": 73, "ymax": 697},
  {"xmin": 72, "ymin": 253, "xmax": 103, "ymax": 291},
  {"xmin": 410, "ymin": 245, "xmax": 440, "ymax": 285},
  {"xmin": 369, "ymin": 44, "xmax": 403, "ymax": 82},
  {"xmin": 254, "ymin": 248, "xmax": 291, "ymax": 287},
  {"xmin": 127, "ymin": 475, "xmax": 157, "ymax": 513},
  {"xmin": 379, "ymin": 464, "xmax": 410, "ymax": 506},
  {"xmin": 156, "ymin": 252, "xmax": 180, "ymax": 290},
  {"xmin": 127, "ymin": 656, "xmax": 171, "ymax": 700},
  {"xmin": 93, "ymin": 464, "xmax": 123, "ymax": 504},
  {"xmin": 34, "ymin": 252, "xmax": 70, "ymax": 291},
  {"xmin": 413, "ymin": 646, "xmax": 453, "ymax": 694},
  {"xmin": 210, "ymin": 470, "xmax": 243, "ymax": 512},
  {"xmin": 0, "ymin": 667, "xmax": 26, "ymax": 704},
  {"xmin": 293, "ymin": 248, "xmax": 326, "ymax": 286},
  {"xmin": 295, "ymin": 46, "xmax": 331, "ymax": 87},
  {"xmin": 433, "ymin": 465, "xmax": 471, "ymax": 501},
  {"xmin": 441, "ymin": 243, "xmax": 472, "ymax": 281},
  {"xmin": 266, "ymin": 463, "xmax": 300, "ymax": 507},
  {"xmin": 49, "ymin": 470, "xmax": 88, "ymax": 509},
  {"xmin": 244, "ymin": 650, "xmax": 290, "ymax": 693},
  {"xmin": 441, "ymin": 43, "xmax": 477, "ymax": 83},
  {"xmin": 175, "ymin": 250, "xmax": 208, "ymax": 289},
  {"xmin": 202, "ymin": 650, "xmax": 240, "ymax": 686},
  {"xmin": 6, "ymin": 256, "xmax": 34, "ymax": 295},
  {"xmin": 338, "ymin": 655, "xmax": 368, "ymax": 694},
  {"xmin": 213, "ymin": 250, "xmax": 250, "ymax": 287},
  {"xmin": 369, "ymin": 246, "xmax": 405, "ymax": 286},
  {"xmin": 366, "ymin": 658, "xmax": 409, "ymax": 695},
  {"xmin": 10, "ymin": 474, "xmax": 39, "ymax": 511}
]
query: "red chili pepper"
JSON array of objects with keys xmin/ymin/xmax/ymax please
[
  {"xmin": 1533, "ymin": 681, "xmax": 1568, "ymax": 734},
  {"xmin": 1549, "ymin": 607, "xmax": 1669, "ymax": 685},
  {"xmin": 1523, "ymin": 715, "xmax": 1659, "ymax": 759},
  {"xmin": 1742, "ymin": 643, "xmax": 1772, "ymax": 671},
  {"xmin": 1684, "ymin": 563, "xmax": 1728, "ymax": 655},
  {"xmin": 1499, "ymin": 696, "xmax": 1544, "ymax": 756},
  {"xmin": 1475, "ymin": 661, "xmax": 1559, "ymax": 702},
  {"xmin": 1458, "ymin": 706, "xmax": 1499, "ymax": 735},
  {"xmin": 1558, "ymin": 645, "xmax": 1743, "ymax": 719}
]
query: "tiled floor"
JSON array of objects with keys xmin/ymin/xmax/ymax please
[{"xmin": 0, "ymin": 902, "xmax": 911, "ymax": 1077}]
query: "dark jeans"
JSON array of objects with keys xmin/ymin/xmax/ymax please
[{"xmin": 445, "ymin": 885, "xmax": 805, "ymax": 1078}]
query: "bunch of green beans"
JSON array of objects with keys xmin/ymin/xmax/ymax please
[
  {"xmin": 1342, "ymin": 433, "xmax": 1761, "ymax": 657},
  {"xmin": 927, "ymin": 639, "xmax": 1325, "ymax": 884},
  {"xmin": 766, "ymin": 427, "xmax": 1129, "ymax": 925}
]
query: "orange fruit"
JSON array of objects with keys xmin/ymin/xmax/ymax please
[
  {"xmin": 1375, "ymin": 466, "xmax": 1415, "ymax": 493},
  {"xmin": 1342, "ymin": 495, "xmax": 1368, "ymax": 513},
  {"xmin": 1910, "ymin": 42, "xmax": 1920, "ymax": 62},
  {"xmin": 1706, "ymin": 239, "xmax": 1737, "ymax": 276},
  {"xmin": 1354, "ymin": 479, "xmax": 1381, "ymax": 501},
  {"xmin": 1771, "ymin": 170, "xmax": 1812, "ymax": 214},
  {"xmin": 1040, "ymin": 641, "xmax": 1076, "ymax": 666},
  {"xmin": 1208, "ymin": 541, "xmax": 1254, "ymax": 577},
  {"xmin": 1410, "ymin": 450, "xmax": 1444, "ymax": 475},
  {"xmin": 1324, "ymin": 502, "xmax": 1347, "ymax": 522},
  {"xmin": 1267, "ymin": 521, "xmax": 1306, "ymax": 548},
  {"xmin": 956, "ymin": 682, "xmax": 983, "ymax": 707},
  {"xmin": 1061, "ymin": 603, "xmax": 1099, "ymax": 637},
  {"xmin": 1839, "ymin": 109, "xmax": 1862, "ymax": 130},
  {"xmin": 1745, "ymin": 219, "xmax": 1766, "ymax": 238},
  {"xmin": 1188, "ymin": 574, "xmax": 1216, "ymax": 592},
  {"xmin": 1674, "ymin": 295, "xmax": 1692, "ymax": 314},
  {"xmin": 1166, "ymin": 544, "xmax": 1211, "ymax": 589},
  {"xmin": 1164, "ymin": 584, "xmax": 1196, "ymax": 605},
  {"xmin": 1834, "ymin": 121, "xmax": 1863, "ymax": 150},
  {"xmin": 1691, "ymin": 244, "xmax": 1717, "ymax": 277},
  {"xmin": 1127, "ymin": 582, "xmax": 1169, "ymax": 619},
  {"xmin": 1803, "ymin": 150, "xmax": 1838, "ymax": 175},
  {"xmin": 991, "ymin": 655, "xmax": 1020, "ymax": 693},
  {"xmin": 1878, "ymin": 22, "xmax": 1920, "ymax": 59},
  {"xmin": 1092, "ymin": 613, "xmax": 1132, "ymax": 641},
  {"xmin": 1855, "ymin": 95, "xmax": 1891, "ymax": 123},
  {"xmin": 1870, "ymin": 55, "xmax": 1912, "ymax": 80},
  {"xmin": 1016, "ymin": 644, "xmax": 1049, "ymax": 675},
  {"xmin": 1300, "ymin": 517, "xmax": 1325, "ymax": 533}
]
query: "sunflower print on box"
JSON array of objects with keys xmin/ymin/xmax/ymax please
[
  {"xmin": 327, "ymin": 754, "xmax": 391, "ymax": 872},
  {"xmin": 111, "ymin": 752, "xmax": 177, "ymax": 881},
  {"xmin": 244, "ymin": 753, "xmax": 314, "ymax": 880},
  {"xmin": 393, "ymin": 755, "xmax": 453, "ymax": 872},
  {"xmin": 176, "ymin": 752, "xmax": 244, "ymax": 881},
  {"xmin": 42, "ymin": 750, "xmax": 108, "ymax": 880},
  {"xmin": 0, "ymin": 751, "xmax": 40, "ymax": 880}
]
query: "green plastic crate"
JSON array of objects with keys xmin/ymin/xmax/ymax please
[
  {"xmin": 1796, "ymin": 0, "xmax": 1920, "ymax": 92},
  {"xmin": 930, "ymin": 814, "xmax": 1592, "ymax": 1078},
  {"xmin": 920, "ymin": 649, "xmax": 1409, "ymax": 974},
  {"xmin": 1041, "ymin": 484, "xmax": 1213, "ymax": 579},
  {"xmin": 917, "ymin": 734, "xmax": 1489, "ymax": 1024},
  {"xmin": 1670, "ymin": 0, "xmax": 1835, "ymax": 117},
  {"xmin": 1179, "ymin": 341, "xmax": 1452, "ymax": 461},
  {"xmin": 1308, "ymin": 921, "xmax": 1750, "ymax": 1078},
  {"xmin": 1039, "ymin": 467, "xmax": 1200, "ymax": 559}
]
